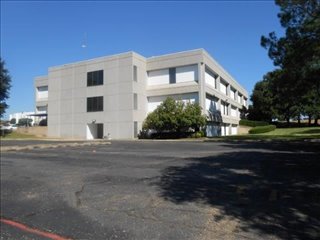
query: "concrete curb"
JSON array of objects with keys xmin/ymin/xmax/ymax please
[{"xmin": 0, "ymin": 141, "xmax": 111, "ymax": 152}]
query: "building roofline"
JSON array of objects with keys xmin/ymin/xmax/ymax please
[
  {"xmin": 147, "ymin": 48, "xmax": 205, "ymax": 60},
  {"xmin": 49, "ymin": 51, "xmax": 146, "ymax": 71},
  {"xmin": 35, "ymin": 75, "xmax": 48, "ymax": 80}
]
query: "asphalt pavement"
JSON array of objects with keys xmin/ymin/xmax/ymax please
[{"xmin": 1, "ymin": 140, "xmax": 319, "ymax": 240}]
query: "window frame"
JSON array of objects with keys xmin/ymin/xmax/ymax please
[
  {"xmin": 133, "ymin": 93, "xmax": 138, "ymax": 110},
  {"xmin": 133, "ymin": 65, "xmax": 138, "ymax": 82},
  {"xmin": 87, "ymin": 96, "xmax": 103, "ymax": 112},
  {"xmin": 133, "ymin": 121, "xmax": 138, "ymax": 138},
  {"xmin": 169, "ymin": 68, "xmax": 176, "ymax": 84},
  {"xmin": 87, "ymin": 70, "xmax": 104, "ymax": 87}
]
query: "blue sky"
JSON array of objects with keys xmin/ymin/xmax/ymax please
[{"xmin": 1, "ymin": 1, "xmax": 283, "ymax": 119}]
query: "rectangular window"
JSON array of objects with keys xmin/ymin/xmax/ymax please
[
  {"xmin": 133, "ymin": 65, "xmax": 138, "ymax": 82},
  {"xmin": 134, "ymin": 121, "xmax": 138, "ymax": 138},
  {"xmin": 87, "ymin": 70, "xmax": 103, "ymax": 86},
  {"xmin": 221, "ymin": 101, "xmax": 228, "ymax": 115},
  {"xmin": 37, "ymin": 86, "xmax": 48, "ymax": 99},
  {"xmin": 147, "ymin": 69, "xmax": 169, "ymax": 86},
  {"xmin": 230, "ymin": 88, "xmax": 236, "ymax": 100},
  {"xmin": 176, "ymin": 65, "xmax": 198, "ymax": 83},
  {"xmin": 37, "ymin": 86, "xmax": 48, "ymax": 91},
  {"xmin": 220, "ymin": 81, "xmax": 227, "ymax": 95},
  {"xmin": 231, "ymin": 106, "xmax": 237, "ymax": 117},
  {"xmin": 169, "ymin": 68, "xmax": 176, "ymax": 84},
  {"xmin": 36, "ymin": 106, "xmax": 47, "ymax": 113},
  {"xmin": 243, "ymin": 98, "xmax": 247, "ymax": 107},
  {"xmin": 133, "ymin": 93, "xmax": 138, "ymax": 110},
  {"xmin": 87, "ymin": 96, "xmax": 103, "ymax": 112},
  {"xmin": 231, "ymin": 124, "xmax": 238, "ymax": 135},
  {"xmin": 205, "ymin": 68, "xmax": 216, "ymax": 89}
]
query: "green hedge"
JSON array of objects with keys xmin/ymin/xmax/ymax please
[
  {"xmin": 240, "ymin": 119, "xmax": 269, "ymax": 127},
  {"xmin": 249, "ymin": 125, "xmax": 276, "ymax": 134}
]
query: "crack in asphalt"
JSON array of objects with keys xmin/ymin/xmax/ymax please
[
  {"xmin": 75, "ymin": 185, "xmax": 85, "ymax": 207},
  {"xmin": 23, "ymin": 208, "xmax": 57, "ymax": 218}
]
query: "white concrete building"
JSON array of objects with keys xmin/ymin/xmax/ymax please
[
  {"xmin": 35, "ymin": 49, "xmax": 248, "ymax": 139},
  {"xmin": 9, "ymin": 112, "xmax": 36, "ymax": 125}
]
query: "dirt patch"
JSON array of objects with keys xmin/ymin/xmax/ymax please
[
  {"xmin": 16, "ymin": 126, "xmax": 47, "ymax": 137},
  {"xmin": 238, "ymin": 126, "xmax": 252, "ymax": 135}
]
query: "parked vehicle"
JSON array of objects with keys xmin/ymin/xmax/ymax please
[
  {"xmin": 0, "ymin": 123, "xmax": 13, "ymax": 135},
  {"xmin": 11, "ymin": 124, "xmax": 18, "ymax": 130}
]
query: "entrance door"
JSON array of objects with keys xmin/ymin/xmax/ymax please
[
  {"xmin": 206, "ymin": 122, "xmax": 221, "ymax": 137},
  {"xmin": 87, "ymin": 123, "xmax": 104, "ymax": 139},
  {"xmin": 97, "ymin": 123, "xmax": 103, "ymax": 139}
]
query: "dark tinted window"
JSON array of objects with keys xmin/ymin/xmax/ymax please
[
  {"xmin": 134, "ymin": 121, "xmax": 138, "ymax": 138},
  {"xmin": 133, "ymin": 93, "xmax": 138, "ymax": 110},
  {"xmin": 133, "ymin": 65, "xmax": 138, "ymax": 82},
  {"xmin": 87, "ymin": 96, "xmax": 103, "ymax": 112},
  {"xmin": 87, "ymin": 70, "xmax": 103, "ymax": 86},
  {"xmin": 169, "ymin": 68, "xmax": 176, "ymax": 84}
]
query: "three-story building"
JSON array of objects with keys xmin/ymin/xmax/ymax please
[{"xmin": 35, "ymin": 49, "xmax": 248, "ymax": 139}]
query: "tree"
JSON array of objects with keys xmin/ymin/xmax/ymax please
[
  {"xmin": 239, "ymin": 106, "xmax": 248, "ymax": 120},
  {"xmin": 260, "ymin": 0, "xmax": 320, "ymax": 125},
  {"xmin": 0, "ymin": 58, "xmax": 12, "ymax": 118},
  {"xmin": 183, "ymin": 102, "xmax": 206, "ymax": 132},
  {"xmin": 143, "ymin": 98, "xmax": 183, "ymax": 133},
  {"xmin": 142, "ymin": 97, "xmax": 206, "ymax": 135},
  {"xmin": 268, "ymin": 69, "xmax": 302, "ymax": 123},
  {"xmin": 249, "ymin": 73, "xmax": 275, "ymax": 122},
  {"xmin": 10, "ymin": 118, "xmax": 16, "ymax": 124},
  {"xmin": 302, "ymin": 88, "xmax": 320, "ymax": 125}
]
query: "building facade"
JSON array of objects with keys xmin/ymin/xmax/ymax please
[{"xmin": 35, "ymin": 49, "xmax": 248, "ymax": 139}]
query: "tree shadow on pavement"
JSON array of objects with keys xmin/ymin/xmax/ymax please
[{"xmin": 157, "ymin": 146, "xmax": 320, "ymax": 239}]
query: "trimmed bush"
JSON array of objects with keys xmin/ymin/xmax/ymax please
[
  {"xmin": 249, "ymin": 125, "xmax": 276, "ymax": 134},
  {"xmin": 240, "ymin": 119, "xmax": 269, "ymax": 127},
  {"xmin": 190, "ymin": 131, "xmax": 203, "ymax": 138}
]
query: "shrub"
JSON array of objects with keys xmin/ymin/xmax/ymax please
[
  {"xmin": 249, "ymin": 125, "xmax": 276, "ymax": 134},
  {"xmin": 240, "ymin": 119, "xmax": 269, "ymax": 127},
  {"xmin": 143, "ymin": 97, "xmax": 206, "ymax": 136},
  {"xmin": 190, "ymin": 131, "xmax": 203, "ymax": 138}
]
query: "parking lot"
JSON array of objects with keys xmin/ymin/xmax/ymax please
[{"xmin": 1, "ymin": 140, "xmax": 320, "ymax": 240}]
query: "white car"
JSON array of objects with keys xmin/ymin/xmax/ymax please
[
  {"xmin": 11, "ymin": 124, "xmax": 18, "ymax": 130},
  {"xmin": 0, "ymin": 123, "xmax": 17, "ymax": 132},
  {"xmin": 0, "ymin": 124, "xmax": 13, "ymax": 133}
]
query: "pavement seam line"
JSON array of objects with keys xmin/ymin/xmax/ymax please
[{"xmin": 0, "ymin": 141, "xmax": 111, "ymax": 152}]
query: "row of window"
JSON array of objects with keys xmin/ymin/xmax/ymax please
[
  {"xmin": 221, "ymin": 102, "xmax": 239, "ymax": 117},
  {"xmin": 205, "ymin": 67, "xmax": 247, "ymax": 105},
  {"xmin": 206, "ymin": 96, "xmax": 239, "ymax": 117},
  {"xmin": 87, "ymin": 66, "xmax": 138, "ymax": 87},
  {"xmin": 86, "ymin": 94, "xmax": 138, "ymax": 112},
  {"xmin": 147, "ymin": 65, "xmax": 198, "ymax": 86}
]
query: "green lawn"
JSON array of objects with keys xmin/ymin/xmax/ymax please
[
  {"xmin": 0, "ymin": 131, "xmax": 38, "ymax": 140},
  {"xmin": 222, "ymin": 127, "xmax": 320, "ymax": 141},
  {"xmin": 263, "ymin": 127, "xmax": 320, "ymax": 135}
]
